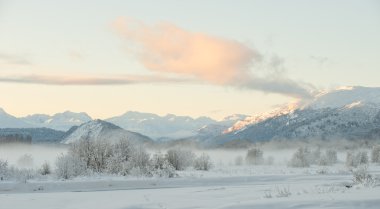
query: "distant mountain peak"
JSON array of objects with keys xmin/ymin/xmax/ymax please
[{"xmin": 62, "ymin": 119, "xmax": 152, "ymax": 144}]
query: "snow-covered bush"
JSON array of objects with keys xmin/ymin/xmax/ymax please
[
  {"xmin": 0, "ymin": 159, "xmax": 8, "ymax": 180},
  {"xmin": 274, "ymin": 186, "xmax": 291, "ymax": 198},
  {"xmin": 17, "ymin": 154, "xmax": 34, "ymax": 168},
  {"xmin": 352, "ymin": 166, "xmax": 376, "ymax": 187},
  {"xmin": 371, "ymin": 145, "xmax": 380, "ymax": 163},
  {"xmin": 289, "ymin": 147, "xmax": 311, "ymax": 167},
  {"xmin": 151, "ymin": 152, "xmax": 176, "ymax": 177},
  {"xmin": 193, "ymin": 153, "xmax": 213, "ymax": 171},
  {"xmin": 127, "ymin": 146, "xmax": 151, "ymax": 174},
  {"xmin": 105, "ymin": 139, "xmax": 134, "ymax": 175},
  {"xmin": 166, "ymin": 148, "xmax": 195, "ymax": 170},
  {"xmin": 69, "ymin": 138, "xmax": 94, "ymax": 169},
  {"xmin": 346, "ymin": 151, "xmax": 369, "ymax": 168},
  {"xmin": 245, "ymin": 147, "xmax": 264, "ymax": 165},
  {"xmin": 10, "ymin": 168, "xmax": 36, "ymax": 183},
  {"xmin": 55, "ymin": 154, "xmax": 86, "ymax": 179},
  {"xmin": 90, "ymin": 139, "xmax": 113, "ymax": 172},
  {"xmin": 39, "ymin": 161, "xmax": 51, "ymax": 175}
]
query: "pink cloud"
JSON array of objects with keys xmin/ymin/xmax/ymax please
[
  {"xmin": 112, "ymin": 17, "xmax": 261, "ymax": 85},
  {"xmin": 112, "ymin": 17, "xmax": 314, "ymax": 99}
]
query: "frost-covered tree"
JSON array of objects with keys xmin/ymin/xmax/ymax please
[
  {"xmin": 0, "ymin": 159, "xmax": 8, "ymax": 181},
  {"xmin": 128, "ymin": 146, "xmax": 151, "ymax": 169},
  {"xmin": 55, "ymin": 154, "xmax": 86, "ymax": 179},
  {"xmin": 371, "ymin": 145, "xmax": 380, "ymax": 163},
  {"xmin": 346, "ymin": 151, "xmax": 369, "ymax": 168},
  {"xmin": 319, "ymin": 149, "xmax": 338, "ymax": 166},
  {"xmin": 69, "ymin": 138, "xmax": 112, "ymax": 172},
  {"xmin": 193, "ymin": 153, "xmax": 213, "ymax": 171},
  {"xmin": 166, "ymin": 148, "xmax": 195, "ymax": 170},
  {"xmin": 151, "ymin": 152, "xmax": 176, "ymax": 177},
  {"xmin": 69, "ymin": 137, "xmax": 93, "ymax": 168},
  {"xmin": 289, "ymin": 147, "xmax": 311, "ymax": 167},
  {"xmin": 106, "ymin": 139, "xmax": 134, "ymax": 174},
  {"xmin": 245, "ymin": 147, "xmax": 264, "ymax": 165},
  {"xmin": 90, "ymin": 139, "xmax": 112, "ymax": 172}
]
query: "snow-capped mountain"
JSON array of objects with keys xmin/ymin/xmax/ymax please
[
  {"xmin": 106, "ymin": 111, "xmax": 247, "ymax": 140},
  {"xmin": 62, "ymin": 119, "xmax": 152, "ymax": 144},
  {"xmin": 306, "ymin": 86, "xmax": 380, "ymax": 109},
  {"xmin": 0, "ymin": 108, "xmax": 33, "ymax": 128},
  {"xmin": 106, "ymin": 111, "xmax": 217, "ymax": 140},
  {"xmin": 207, "ymin": 86, "xmax": 380, "ymax": 146},
  {"xmin": 22, "ymin": 111, "xmax": 92, "ymax": 131},
  {"xmin": 224, "ymin": 103, "xmax": 298, "ymax": 134}
]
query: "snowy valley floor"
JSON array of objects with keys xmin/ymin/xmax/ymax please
[{"xmin": 1, "ymin": 165, "xmax": 380, "ymax": 209}]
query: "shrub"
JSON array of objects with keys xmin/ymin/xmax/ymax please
[
  {"xmin": 39, "ymin": 161, "xmax": 51, "ymax": 175},
  {"xmin": 193, "ymin": 153, "xmax": 213, "ymax": 171},
  {"xmin": 55, "ymin": 154, "xmax": 86, "ymax": 179},
  {"xmin": 352, "ymin": 166, "xmax": 375, "ymax": 187},
  {"xmin": 346, "ymin": 151, "xmax": 369, "ymax": 168},
  {"xmin": 0, "ymin": 159, "xmax": 8, "ymax": 180},
  {"xmin": 289, "ymin": 147, "xmax": 310, "ymax": 167},
  {"xmin": 127, "ymin": 146, "xmax": 151, "ymax": 173},
  {"xmin": 245, "ymin": 147, "xmax": 264, "ymax": 165},
  {"xmin": 166, "ymin": 148, "xmax": 195, "ymax": 170},
  {"xmin": 105, "ymin": 139, "xmax": 134, "ymax": 175}
]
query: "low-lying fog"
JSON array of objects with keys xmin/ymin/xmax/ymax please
[
  {"xmin": 0, "ymin": 143, "xmax": 350, "ymax": 169},
  {"xmin": 0, "ymin": 144, "xmax": 68, "ymax": 169}
]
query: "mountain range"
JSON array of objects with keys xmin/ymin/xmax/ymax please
[
  {"xmin": 205, "ymin": 86, "xmax": 380, "ymax": 146},
  {"xmin": 1, "ymin": 86, "xmax": 380, "ymax": 146},
  {"xmin": 0, "ymin": 108, "xmax": 246, "ymax": 141}
]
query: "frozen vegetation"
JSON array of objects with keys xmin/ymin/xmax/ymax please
[{"xmin": 1, "ymin": 141, "xmax": 380, "ymax": 209}]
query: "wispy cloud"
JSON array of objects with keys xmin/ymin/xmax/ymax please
[
  {"xmin": 0, "ymin": 18, "xmax": 315, "ymax": 99},
  {"xmin": 0, "ymin": 74, "xmax": 193, "ymax": 85},
  {"xmin": 112, "ymin": 17, "xmax": 314, "ymax": 98}
]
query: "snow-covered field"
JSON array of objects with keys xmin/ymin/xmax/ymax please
[
  {"xmin": 1, "ymin": 165, "xmax": 380, "ymax": 209},
  {"xmin": 1, "ymin": 145, "xmax": 380, "ymax": 209}
]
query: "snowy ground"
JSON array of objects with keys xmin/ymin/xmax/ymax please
[
  {"xmin": 1, "ymin": 145, "xmax": 380, "ymax": 209},
  {"xmin": 1, "ymin": 165, "xmax": 380, "ymax": 209}
]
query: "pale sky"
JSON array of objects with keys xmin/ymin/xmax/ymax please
[{"xmin": 0, "ymin": 0, "xmax": 379, "ymax": 119}]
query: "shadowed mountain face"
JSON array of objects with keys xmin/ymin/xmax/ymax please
[{"xmin": 0, "ymin": 128, "xmax": 66, "ymax": 143}]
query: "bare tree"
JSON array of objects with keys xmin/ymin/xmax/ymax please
[
  {"xmin": 194, "ymin": 153, "xmax": 213, "ymax": 171},
  {"xmin": 289, "ymin": 147, "xmax": 310, "ymax": 167},
  {"xmin": 246, "ymin": 147, "xmax": 264, "ymax": 165},
  {"xmin": 166, "ymin": 148, "xmax": 195, "ymax": 170}
]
